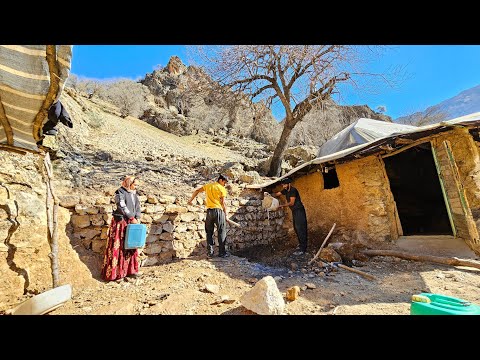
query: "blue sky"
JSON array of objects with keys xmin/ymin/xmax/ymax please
[{"xmin": 70, "ymin": 45, "xmax": 480, "ymax": 120}]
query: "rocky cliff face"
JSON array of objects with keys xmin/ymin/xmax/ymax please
[
  {"xmin": 0, "ymin": 152, "xmax": 96, "ymax": 312},
  {"xmin": 140, "ymin": 59, "xmax": 280, "ymax": 145}
]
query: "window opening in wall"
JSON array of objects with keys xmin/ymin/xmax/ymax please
[
  {"xmin": 323, "ymin": 164, "xmax": 339, "ymax": 189},
  {"xmin": 469, "ymin": 128, "xmax": 480, "ymax": 142}
]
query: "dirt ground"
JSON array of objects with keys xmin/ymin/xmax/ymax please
[{"xmin": 48, "ymin": 242, "xmax": 480, "ymax": 315}]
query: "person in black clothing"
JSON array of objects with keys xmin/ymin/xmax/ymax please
[
  {"xmin": 42, "ymin": 100, "xmax": 73, "ymax": 136},
  {"xmin": 37, "ymin": 100, "xmax": 73, "ymax": 151},
  {"xmin": 272, "ymin": 177, "xmax": 308, "ymax": 256}
]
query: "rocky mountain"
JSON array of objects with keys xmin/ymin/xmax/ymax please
[
  {"xmin": 139, "ymin": 56, "xmax": 392, "ymax": 150},
  {"xmin": 139, "ymin": 56, "xmax": 281, "ymax": 146},
  {"xmin": 56, "ymin": 55, "xmax": 394, "ymax": 188},
  {"xmin": 397, "ymin": 83, "xmax": 480, "ymax": 125}
]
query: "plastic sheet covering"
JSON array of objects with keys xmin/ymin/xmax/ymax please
[{"xmin": 318, "ymin": 118, "xmax": 417, "ymax": 157}]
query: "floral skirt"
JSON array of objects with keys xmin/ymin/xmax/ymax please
[{"xmin": 101, "ymin": 217, "xmax": 139, "ymax": 281}]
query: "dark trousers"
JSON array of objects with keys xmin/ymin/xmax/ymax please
[
  {"xmin": 292, "ymin": 206, "xmax": 308, "ymax": 252},
  {"xmin": 205, "ymin": 208, "xmax": 227, "ymax": 255}
]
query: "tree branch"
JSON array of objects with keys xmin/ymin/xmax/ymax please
[
  {"xmin": 286, "ymin": 45, "xmax": 337, "ymax": 90},
  {"xmin": 251, "ymin": 84, "xmax": 275, "ymax": 99},
  {"xmin": 227, "ymin": 74, "xmax": 275, "ymax": 87},
  {"xmin": 292, "ymin": 72, "xmax": 349, "ymax": 120}
]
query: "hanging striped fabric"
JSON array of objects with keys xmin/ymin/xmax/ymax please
[{"xmin": 0, "ymin": 45, "xmax": 72, "ymax": 151}]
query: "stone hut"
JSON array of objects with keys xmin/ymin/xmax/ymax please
[{"xmin": 249, "ymin": 115, "xmax": 480, "ymax": 256}]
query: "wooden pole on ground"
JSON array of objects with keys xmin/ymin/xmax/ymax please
[
  {"xmin": 362, "ymin": 249, "xmax": 480, "ymax": 270},
  {"xmin": 336, "ymin": 263, "xmax": 376, "ymax": 280},
  {"xmin": 308, "ymin": 223, "xmax": 336, "ymax": 265}
]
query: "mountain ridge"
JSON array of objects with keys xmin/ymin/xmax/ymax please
[{"xmin": 396, "ymin": 83, "xmax": 480, "ymax": 125}]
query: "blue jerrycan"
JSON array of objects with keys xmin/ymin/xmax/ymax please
[{"xmin": 124, "ymin": 224, "xmax": 147, "ymax": 249}]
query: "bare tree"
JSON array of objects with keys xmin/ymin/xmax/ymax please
[
  {"xmin": 102, "ymin": 79, "xmax": 150, "ymax": 118},
  {"xmin": 76, "ymin": 78, "xmax": 105, "ymax": 99},
  {"xmin": 190, "ymin": 45, "xmax": 395, "ymax": 176},
  {"xmin": 65, "ymin": 73, "xmax": 78, "ymax": 90},
  {"xmin": 398, "ymin": 106, "xmax": 449, "ymax": 126}
]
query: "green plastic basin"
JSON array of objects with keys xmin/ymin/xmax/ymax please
[{"xmin": 410, "ymin": 293, "xmax": 480, "ymax": 315}]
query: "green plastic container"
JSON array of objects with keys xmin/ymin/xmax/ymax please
[{"xmin": 410, "ymin": 293, "xmax": 480, "ymax": 315}]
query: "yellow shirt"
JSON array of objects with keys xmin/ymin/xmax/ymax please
[{"xmin": 203, "ymin": 182, "xmax": 227, "ymax": 209}]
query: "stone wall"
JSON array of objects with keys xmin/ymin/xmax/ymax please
[
  {"xmin": 64, "ymin": 188, "xmax": 288, "ymax": 266},
  {"xmin": 0, "ymin": 152, "xmax": 96, "ymax": 312}
]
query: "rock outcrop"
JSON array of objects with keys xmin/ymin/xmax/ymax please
[{"xmin": 0, "ymin": 152, "xmax": 96, "ymax": 312}]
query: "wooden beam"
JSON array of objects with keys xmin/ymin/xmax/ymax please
[
  {"xmin": 431, "ymin": 143, "xmax": 456, "ymax": 237},
  {"xmin": 308, "ymin": 223, "xmax": 336, "ymax": 265},
  {"xmin": 32, "ymin": 45, "xmax": 61, "ymax": 142},
  {"xmin": 337, "ymin": 263, "xmax": 376, "ymax": 281},
  {"xmin": 362, "ymin": 249, "xmax": 480, "ymax": 270},
  {"xmin": 382, "ymin": 138, "xmax": 431, "ymax": 159},
  {"xmin": 0, "ymin": 97, "xmax": 13, "ymax": 145},
  {"xmin": 379, "ymin": 145, "xmax": 394, "ymax": 152},
  {"xmin": 43, "ymin": 151, "xmax": 60, "ymax": 288},
  {"xmin": 0, "ymin": 144, "xmax": 37, "ymax": 154},
  {"xmin": 395, "ymin": 138, "xmax": 415, "ymax": 145}
]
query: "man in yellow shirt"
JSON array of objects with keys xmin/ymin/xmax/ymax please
[{"xmin": 188, "ymin": 174, "xmax": 230, "ymax": 258}]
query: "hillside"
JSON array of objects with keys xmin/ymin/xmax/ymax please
[
  {"xmin": 397, "ymin": 83, "xmax": 480, "ymax": 125},
  {"xmin": 54, "ymin": 88, "xmax": 272, "ymax": 200}
]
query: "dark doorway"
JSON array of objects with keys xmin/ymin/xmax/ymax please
[{"xmin": 383, "ymin": 143, "xmax": 453, "ymax": 235}]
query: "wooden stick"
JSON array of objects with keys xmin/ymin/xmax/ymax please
[
  {"xmin": 189, "ymin": 203, "xmax": 241, "ymax": 228},
  {"xmin": 362, "ymin": 249, "xmax": 480, "ymax": 270},
  {"xmin": 227, "ymin": 218, "xmax": 241, "ymax": 228},
  {"xmin": 0, "ymin": 98, "xmax": 14, "ymax": 145},
  {"xmin": 336, "ymin": 263, "xmax": 376, "ymax": 280},
  {"xmin": 308, "ymin": 223, "xmax": 336, "ymax": 265},
  {"xmin": 43, "ymin": 152, "xmax": 60, "ymax": 288}
]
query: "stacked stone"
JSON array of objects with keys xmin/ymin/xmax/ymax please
[{"xmin": 63, "ymin": 190, "xmax": 287, "ymax": 266}]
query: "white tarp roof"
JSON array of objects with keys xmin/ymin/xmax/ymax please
[
  {"xmin": 317, "ymin": 118, "xmax": 417, "ymax": 157},
  {"xmin": 248, "ymin": 113, "xmax": 480, "ymax": 189}
]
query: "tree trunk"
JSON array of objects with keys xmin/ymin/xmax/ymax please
[
  {"xmin": 268, "ymin": 117, "xmax": 295, "ymax": 177},
  {"xmin": 362, "ymin": 249, "xmax": 480, "ymax": 270}
]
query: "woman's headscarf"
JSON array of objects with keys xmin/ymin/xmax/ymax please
[{"xmin": 121, "ymin": 176, "xmax": 136, "ymax": 192}]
